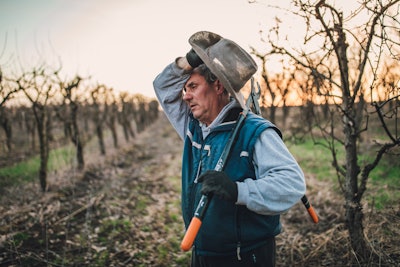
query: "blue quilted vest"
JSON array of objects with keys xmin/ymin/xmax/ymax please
[{"xmin": 181, "ymin": 111, "xmax": 282, "ymax": 256}]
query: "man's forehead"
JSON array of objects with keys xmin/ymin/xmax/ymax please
[{"xmin": 185, "ymin": 73, "xmax": 204, "ymax": 85}]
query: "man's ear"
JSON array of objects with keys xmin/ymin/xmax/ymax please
[{"xmin": 215, "ymin": 80, "xmax": 225, "ymax": 95}]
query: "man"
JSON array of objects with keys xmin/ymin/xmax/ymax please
[{"xmin": 153, "ymin": 31, "xmax": 306, "ymax": 267}]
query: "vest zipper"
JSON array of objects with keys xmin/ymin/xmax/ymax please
[
  {"xmin": 189, "ymin": 160, "xmax": 202, "ymax": 217},
  {"xmin": 236, "ymin": 242, "xmax": 242, "ymax": 261},
  {"xmin": 235, "ymin": 206, "xmax": 242, "ymax": 260},
  {"xmin": 193, "ymin": 160, "xmax": 202, "ymax": 184}
]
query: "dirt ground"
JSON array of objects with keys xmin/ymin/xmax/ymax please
[{"xmin": 0, "ymin": 113, "xmax": 399, "ymax": 266}]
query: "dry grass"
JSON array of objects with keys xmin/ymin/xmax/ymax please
[{"xmin": 0, "ymin": 113, "xmax": 399, "ymax": 266}]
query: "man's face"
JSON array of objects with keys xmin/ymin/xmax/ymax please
[{"xmin": 183, "ymin": 72, "xmax": 220, "ymax": 126}]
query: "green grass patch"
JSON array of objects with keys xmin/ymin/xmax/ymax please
[
  {"xmin": 97, "ymin": 218, "xmax": 133, "ymax": 243},
  {"xmin": 363, "ymin": 153, "xmax": 400, "ymax": 209},
  {"xmin": 0, "ymin": 145, "xmax": 75, "ymax": 188},
  {"xmin": 288, "ymin": 138, "xmax": 400, "ymax": 209},
  {"xmin": 48, "ymin": 145, "xmax": 76, "ymax": 170},
  {"xmin": 0, "ymin": 158, "xmax": 40, "ymax": 186},
  {"xmin": 287, "ymin": 138, "xmax": 340, "ymax": 181},
  {"xmin": 11, "ymin": 232, "xmax": 30, "ymax": 247}
]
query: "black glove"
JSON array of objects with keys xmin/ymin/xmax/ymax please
[
  {"xmin": 186, "ymin": 48, "xmax": 203, "ymax": 68},
  {"xmin": 197, "ymin": 170, "xmax": 238, "ymax": 202}
]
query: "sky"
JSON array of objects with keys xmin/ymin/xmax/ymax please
[
  {"xmin": 0, "ymin": 0, "xmax": 363, "ymax": 99},
  {"xmin": 1, "ymin": 0, "xmax": 291, "ymax": 99}
]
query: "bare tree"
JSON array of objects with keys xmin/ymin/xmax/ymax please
[
  {"xmin": 0, "ymin": 69, "xmax": 20, "ymax": 153},
  {"xmin": 0, "ymin": 106, "xmax": 13, "ymax": 153},
  {"xmin": 17, "ymin": 65, "xmax": 57, "ymax": 191},
  {"xmin": 0, "ymin": 72, "xmax": 19, "ymax": 108},
  {"xmin": 89, "ymin": 84, "xmax": 107, "ymax": 155},
  {"xmin": 55, "ymin": 74, "xmax": 85, "ymax": 170},
  {"xmin": 104, "ymin": 89, "xmax": 119, "ymax": 149},
  {"xmin": 118, "ymin": 92, "xmax": 136, "ymax": 141},
  {"xmin": 376, "ymin": 59, "xmax": 400, "ymax": 107},
  {"xmin": 256, "ymin": 0, "xmax": 400, "ymax": 263},
  {"xmin": 134, "ymin": 94, "xmax": 148, "ymax": 133},
  {"xmin": 250, "ymin": 49, "xmax": 295, "ymax": 125},
  {"xmin": 148, "ymin": 99, "xmax": 159, "ymax": 123}
]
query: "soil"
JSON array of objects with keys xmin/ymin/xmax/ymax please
[{"xmin": 0, "ymin": 113, "xmax": 399, "ymax": 266}]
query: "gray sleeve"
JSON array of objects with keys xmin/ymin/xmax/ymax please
[
  {"xmin": 236, "ymin": 128, "xmax": 306, "ymax": 215},
  {"xmin": 153, "ymin": 62, "xmax": 191, "ymax": 140}
]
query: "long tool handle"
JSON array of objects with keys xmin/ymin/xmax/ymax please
[
  {"xmin": 180, "ymin": 194, "xmax": 211, "ymax": 251},
  {"xmin": 180, "ymin": 111, "xmax": 248, "ymax": 251},
  {"xmin": 301, "ymin": 195, "xmax": 319, "ymax": 223}
]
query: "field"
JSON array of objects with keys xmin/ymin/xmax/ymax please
[{"xmin": 0, "ymin": 111, "xmax": 399, "ymax": 266}]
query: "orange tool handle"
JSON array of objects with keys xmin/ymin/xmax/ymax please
[
  {"xmin": 306, "ymin": 205, "xmax": 319, "ymax": 224},
  {"xmin": 301, "ymin": 195, "xmax": 319, "ymax": 224},
  {"xmin": 180, "ymin": 217, "xmax": 202, "ymax": 251}
]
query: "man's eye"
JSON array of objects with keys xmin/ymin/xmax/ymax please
[{"xmin": 187, "ymin": 85, "xmax": 197, "ymax": 92}]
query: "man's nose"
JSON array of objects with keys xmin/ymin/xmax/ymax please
[{"xmin": 183, "ymin": 91, "xmax": 192, "ymax": 101}]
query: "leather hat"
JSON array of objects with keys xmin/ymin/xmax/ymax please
[{"xmin": 188, "ymin": 31, "xmax": 258, "ymax": 109}]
